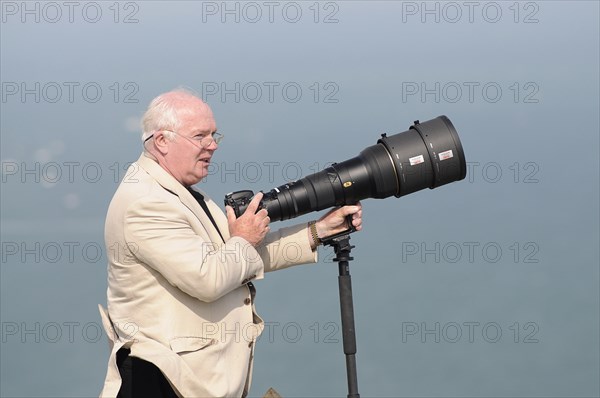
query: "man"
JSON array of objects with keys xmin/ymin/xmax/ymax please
[{"xmin": 99, "ymin": 89, "xmax": 363, "ymax": 397}]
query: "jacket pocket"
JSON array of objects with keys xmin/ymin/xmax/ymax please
[{"xmin": 169, "ymin": 336, "xmax": 215, "ymax": 354}]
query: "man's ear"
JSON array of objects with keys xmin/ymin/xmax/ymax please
[{"xmin": 153, "ymin": 132, "xmax": 170, "ymax": 155}]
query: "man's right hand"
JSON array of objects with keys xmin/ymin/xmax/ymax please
[{"xmin": 226, "ymin": 192, "xmax": 270, "ymax": 247}]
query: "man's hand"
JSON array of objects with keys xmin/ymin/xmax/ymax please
[
  {"xmin": 226, "ymin": 192, "xmax": 270, "ymax": 247},
  {"xmin": 311, "ymin": 202, "xmax": 363, "ymax": 248}
]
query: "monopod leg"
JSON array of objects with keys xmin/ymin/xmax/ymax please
[{"xmin": 326, "ymin": 235, "xmax": 360, "ymax": 398}]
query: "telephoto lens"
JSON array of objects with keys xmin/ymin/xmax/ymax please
[{"xmin": 225, "ymin": 116, "xmax": 466, "ymax": 221}]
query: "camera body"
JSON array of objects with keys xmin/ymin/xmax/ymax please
[
  {"xmin": 225, "ymin": 184, "xmax": 297, "ymax": 220},
  {"xmin": 224, "ymin": 190, "xmax": 254, "ymax": 216}
]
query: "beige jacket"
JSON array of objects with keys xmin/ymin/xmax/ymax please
[{"xmin": 99, "ymin": 153, "xmax": 317, "ymax": 397}]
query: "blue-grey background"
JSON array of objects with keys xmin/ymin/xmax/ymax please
[{"xmin": 1, "ymin": 1, "xmax": 598, "ymax": 397}]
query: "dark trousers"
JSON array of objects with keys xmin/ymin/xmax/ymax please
[{"xmin": 116, "ymin": 348, "xmax": 178, "ymax": 398}]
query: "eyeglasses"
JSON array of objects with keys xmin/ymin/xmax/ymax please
[{"xmin": 144, "ymin": 130, "xmax": 223, "ymax": 148}]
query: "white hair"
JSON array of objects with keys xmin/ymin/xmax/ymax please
[{"xmin": 140, "ymin": 87, "xmax": 201, "ymax": 142}]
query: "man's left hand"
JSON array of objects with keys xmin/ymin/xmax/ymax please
[{"xmin": 316, "ymin": 202, "xmax": 363, "ymax": 241}]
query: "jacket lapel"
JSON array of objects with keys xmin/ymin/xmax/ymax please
[{"xmin": 136, "ymin": 153, "xmax": 228, "ymax": 244}]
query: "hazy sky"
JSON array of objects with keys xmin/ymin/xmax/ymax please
[{"xmin": 1, "ymin": 1, "xmax": 599, "ymax": 397}]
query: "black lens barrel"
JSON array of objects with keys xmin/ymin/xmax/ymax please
[
  {"xmin": 231, "ymin": 116, "xmax": 466, "ymax": 221},
  {"xmin": 379, "ymin": 115, "xmax": 466, "ymax": 197}
]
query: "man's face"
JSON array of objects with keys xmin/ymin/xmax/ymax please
[{"xmin": 161, "ymin": 100, "xmax": 218, "ymax": 186}]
